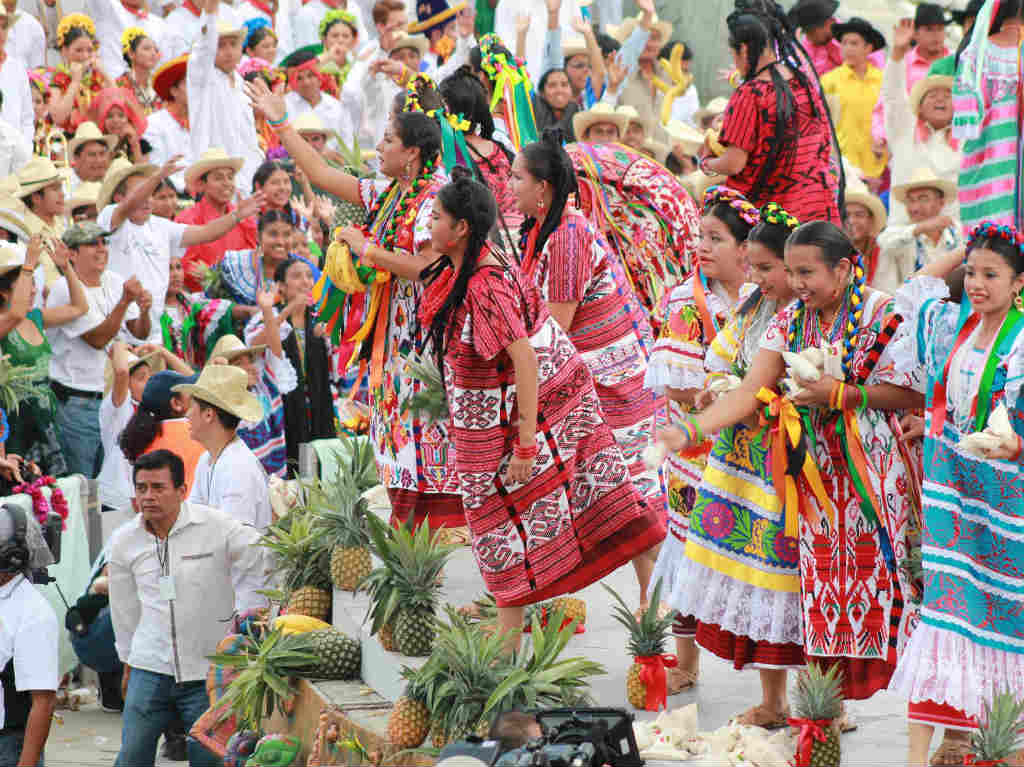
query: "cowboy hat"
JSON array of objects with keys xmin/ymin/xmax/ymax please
[
  {"xmin": 787, "ymin": 0, "xmax": 839, "ymax": 30},
  {"xmin": 153, "ymin": 54, "xmax": 188, "ymax": 102},
  {"xmin": 172, "ymin": 364, "xmax": 264, "ymax": 423},
  {"xmin": 0, "ymin": 201, "xmax": 30, "ymax": 243},
  {"xmin": 184, "ymin": 147, "xmax": 245, "ymax": 191},
  {"xmin": 693, "ymin": 96, "xmax": 729, "ymax": 128},
  {"xmin": 68, "ymin": 181, "xmax": 101, "ymax": 213},
  {"xmin": 892, "ymin": 167, "xmax": 957, "ymax": 204},
  {"xmin": 15, "ymin": 157, "xmax": 63, "ymax": 199},
  {"xmin": 616, "ymin": 104, "xmax": 655, "ymax": 136},
  {"xmin": 914, "ymin": 3, "xmax": 950, "ymax": 27},
  {"xmin": 97, "ymin": 157, "xmax": 158, "ymax": 212},
  {"xmin": 389, "ymin": 32, "xmax": 430, "ymax": 57},
  {"xmin": 293, "ymin": 111, "xmax": 329, "ymax": 134},
  {"xmin": 560, "ymin": 35, "xmax": 588, "ymax": 61},
  {"xmin": 572, "ymin": 102, "xmax": 630, "ymax": 143},
  {"xmin": 209, "ymin": 334, "xmax": 267, "ymax": 363},
  {"xmin": 909, "ymin": 73, "xmax": 953, "ymax": 117},
  {"xmin": 664, "ymin": 119, "xmax": 704, "ymax": 156},
  {"xmin": 608, "ymin": 13, "xmax": 672, "ymax": 44},
  {"xmin": 103, "ymin": 348, "xmax": 167, "ymax": 395},
  {"xmin": 0, "ymin": 241, "xmax": 26, "ymax": 276},
  {"xmin": 68, "ymin": 122, "xmax": 117, "ymax": 158},
  {"xmin": 641, "ymin": 138, "xmax": 669, "ymax": 163},
  {"xmin": 832, "ymin": 17, "xmax": 886, "ymax": 51},
  {"xmin": 844, "ymin": 177, "xmax": 887, "ymax": 237}
]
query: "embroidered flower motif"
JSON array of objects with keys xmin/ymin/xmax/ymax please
[{"xmin": 701, "ymin": 501, "xmax": 736, "ymax": 538}]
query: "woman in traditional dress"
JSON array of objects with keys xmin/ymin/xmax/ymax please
[
  {"xmin": 246, "ymin": 78, "xmax": 467, "ymax": 532},
  {"xmin": 420, "ymin": 167, "xmax": 665, "ymax": 644},
  {"xmin": 662, "ymin": 221, "xmax": 923, "ymax": 706},
  {"xmin": 50, "ymin": 14, "xmax": 112, "ymax": 132},
  {"xmin": 513, "ymin": 129, "xmax": 668, "ymax": 609},
  {"xmin": 220, "ymin": 210, "xmax": 297, "ymax": 305},
  {"xmin": 116, "ymin": 28, "xmax": 162, "ymax": 115},
  {"xmin": 665, "ymin": 203, "xmax": 803, "ymax": 729},
  {"xmin": 952, "ymin": 0, "xmax": 1024, "ymax": 233},
  {"xmin": 700, "ymin": 2, "xmax": 838, "ymax": 223},
  {"xmin": 242, "ymin": 19, "xmax": 279, "ymax": 67},
  {"xmin": 91, "ymin": 88, "xmax": 148, "ymax": 163},
  {"xmin": 889, "ymin": 222, "xmax": 1024, "ymax": 766},
  {"xmin": 647, "ymin": 187, "xmax": 760, "ymax": 693}
]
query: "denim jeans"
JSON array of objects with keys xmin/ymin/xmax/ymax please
[
  {"xmin": 69, "ymin": 607, "xmax": 122, "ymax": 674},
  {"xmin": 114, "ymin": 668, "xmax": 220, "ymax": 767},
  {"xmin": 0, "ymin": 731, "xmax": 43, "ymax": 767},
  {"xmin": 55, "ymin": 395, "xmax": 102, "ymax": 478}
]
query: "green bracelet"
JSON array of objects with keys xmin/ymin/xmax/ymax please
[{"xmin": 856, "ymin": 385, "xmax": 868, "ymax": 412}]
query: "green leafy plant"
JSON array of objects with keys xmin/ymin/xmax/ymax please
[
  {"xmin": 0, "ymin": 356, "xmax": 40, "ymax": 416},
  {"xmin": 401, "ymin": 352, "xmax": 449, "ymax": 422}
]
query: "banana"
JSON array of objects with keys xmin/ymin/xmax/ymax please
[
  {"xmin": 273, "ymin": 614, "xmax": 332, "ymax": 635},
  {"xmin": 705, "ymin": 128, "xmax": 726, "ymax": 157},
  {"xmin": 326, "ymin": 240, "xmax": 365, "ymax": 294}
]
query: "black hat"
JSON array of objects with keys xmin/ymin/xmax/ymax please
[
  {"xmin": 787, "ymin": 0, "xmax": 839, "ymax": 30},
  {"xmin": 832, "ymin": 17, "xmax": 887, "ymax": 51},
  {"xmin": 915, "ymin": 2, "xmax": 951, "ymax": 27},
  {"xmin": 951, "ymin": 0, "xmax": 985, "ymax": 26}
]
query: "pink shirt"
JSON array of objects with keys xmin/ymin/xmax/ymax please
[
  {"xmin": 871, "ymin": 45, "xmax": 949, "ymax": 144},
  {"xmin": 802, "ymin": 35, "xmax": 885, "ymax": 77}
]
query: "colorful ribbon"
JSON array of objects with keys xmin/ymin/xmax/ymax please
[
  {"xmin": 787, "ymin": 718, "xmax": 832, "ymax": 767},
  {"xmin": 636, "ymin": 654, "xmax": 679, "ymax": 712}
]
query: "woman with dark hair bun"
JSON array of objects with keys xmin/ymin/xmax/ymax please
[
  {"xmin": 701, "ymin": 0, "xmax": 839, "ymax": 223},
  {"xmin": 419, "ymin": 167, "xmax": 664, "ymax": 648},
  {"xmin": 512, "ymin": 128, "xmax": 667, "ymax": 613}
]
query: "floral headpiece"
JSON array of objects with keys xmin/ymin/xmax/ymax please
[
  {"xmin": 242, "ymin": 18, "xmax": 274, "ymax": 51},
  {"xmin": 966, "ymin": 221, "xmax": 1024, "ymax": 256},
  {"xmin": 121, "ymin": 26, "xmax": 147, "ymax": 56},
  {"xmin": 402, "ymin": 72, "xmax": 438, "ymax": 114},
  {"xmin": 28, "ymin": 68, "xmax": 51, "ymax": 93},
  {"xmin": 57, "ymin": 13, "xmax": 96, "ymax": 48},
  {"xmin": 237, "ymin": 57, "xmax": 285, "ymax": 84},
  {"xmin": 760, "ymin": 202, "xmax": 799, "ymax": 230},
  {"xmin": 701, "ymin": 185, "xmax": 760, "ymax": 227},
  {"xmin": 478, "ymin": 34, "xmax": 527, "ymax": 85},
  {"xmin": 476, "ymin": 34, "xmax": 538, "ymax": 150},
  {"xmin": 319, "ymin": 9, "xmax": 358, "ymax": 41},
  {"xmin": 401, "ymin": 72, "xmax": 475, "ymax": 171}
]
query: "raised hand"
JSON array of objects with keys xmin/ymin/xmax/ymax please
[
  {"xmin": 569, "ymin": 15, "xmax": 591, "ymax": 35},
  {"xmin": 892, "ymin": 18, "xmax": 914, "ymax": 53},
  {"xmin": 256, "ymin": 284, "xmax": 277, "ymax": 312},
  {"xmin": 515, "ymin": 13, "xmax": 531, "ymax": 36},
  {"xmin": 234, "ymin": 191, "xmax": 267, "ymax": 220},
  {"xmin": 137, "ymin": 290, "xmax": 153, "ymax": 314},
  {"xmin": 25, "ymin": 235, "xmax": 45, "ymax": 272},
  {"xmin": 607, "ymin": 54, "xmax": 628, "ymax": 92},
  {"xmin": 243, "ymin": 78, "xmax": 287, "ymax": 124},
  {"xmin": 122, "ymin": 276, "xmax": 144, "ymax": 304},
  {"xmin": 159, "ymin": 154, "xmax": 186, "ymax": 180}
]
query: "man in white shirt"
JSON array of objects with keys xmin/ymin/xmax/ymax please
[
  {"xmin": 0, "ymin": 13, "xmax": 34, "ymax": 145},
  {"xmin": 0, "ymin": 113, "xmax": 30, "ymax": 178},
  {"xmin": 282, "ymin": 46, "xmax": 354, "ymax": 147},
  {"xmin": 0, "ymin": 506, "xmax": 59, "ymax": 767},
  {"xmin": 2, "ymin": 0, "xmax": 45, "ymax": 68},
  {"xmin": 163, "ymin": 0, "xmax": 207, "ymax": 60},
  {"xmin": 144, "ymin": 56, "xmax": 193, "ymax": 191},
  {"xmin": 69, "ymin": 121, "xmax": 116, "ymax": 194},
  {"xmin": 494, "ymin": 0, "xmax": 573, "ymax": 83},
  {"xmin": 48, "ymin": 222, "xmax": 151, "ymax": 477},
  {"xmin": 187, "ymin": 0, "xmax": 264, "ymax": 193},
  {"xmin": 96, "ymin": 155, "xmax": 263, "ymax": 340},
  {"xmin": 175, "ymin": 364, "xmax": 273, "ymax": 530},
  {"xmin": 109, "ymin": 449, "xmax": 265, "ymax": 767},
  {"xmin": 84, "ymin": 0, "xmax": 170, "ymax": 77},
  {"xmin": 358, "ymin": 32, "xmax": 428, "ymax": 147}
]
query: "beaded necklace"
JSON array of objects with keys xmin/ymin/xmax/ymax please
[{"xmin": 363, "ymin": 157, "xmax": 438, "ymax": 251}]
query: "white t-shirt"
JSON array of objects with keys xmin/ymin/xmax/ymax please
[
  {"xmin": 98, "ymin": 205, "xmax": 188, "ymax": 341},
  {"xmin": 188, "ymin": 437, "xmax": 272, "ymax": 531},
  {"xmin": 46, "ymin": 272, "xmax": 141, "ymax": 392},
  {"xmin": 0, "ymin": 575, "xmax": 60, "ymax": 728},
  {"xmin": 96, "ymin": 394, "xmax": 136, "ymax": 511}
]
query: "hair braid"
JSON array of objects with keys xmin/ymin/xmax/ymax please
[{"xmin": 842, "ymin": 247, "xmax": 867, "ymax": 377}]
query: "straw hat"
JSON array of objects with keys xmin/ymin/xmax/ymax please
[
  {"xmin": 693, "ymin": 96, "xmax": 729, "ymax": 128},
  {"xmin": 560, "ymin": 35, "xmax": 587, "ymax": 60},
  {"xmin": 0, "ymin": 202, "xmax": 30, "ymax": 243},
  {"xmin": 844, "ymin": 177, "xmax": 887, "ymax": 237},
  {"xmin": 390, "ymin": 32, "xmax": 429, "ymax": 57},
  {"xmin": 153, "ymin": 54, "xmax": 188, "ymax": 102},
  {"xmin": 891, "ymin": 166, "xmax": 957, "ymax": 204},
  {"xmin": 103, "ymin": 348, "xmax": 166, "ymax": 395},
  {"xmin": 664, "ymin": 119, "xmax": 704, "ymax": 156},
  {"xmin": 293, "ymin": 111, "xmax": 329, "ymax": 136},
  {"xmin": 68, "ymin": 121, "xmax": 117, "ymax": 157},
  {"xmin": 616, "ymin": 104, "xmax": 655, "ymax": 137},
  {"xmin": 572, "ymin": 102, "xmax": 630, "ymax": 143},
  {"xmin": 15, "ymin": 157, "xmax": 63, "ymax": 199},
  {"xmin": 0, "ymin": 241, "xmax": 26, "ymax": 276},
  {"xmin": 216, "ymin": 18, "xmax": 245, "ymax": 38},
  {"xmin": 909, "ymin": 74, "xmax": 953, "ymax": 117},
  {"xmin": 641, "ymin": 138, "xmax": 669, "ymax": 163},
  {"xmin": 172, "ymin": 364, "xmax": 263, "ymax": 423},
  {"xmin": 184, "ymin": 147, "xmax": 245, "ymax": 191},
  {"xmin": 209, "ymin": 334, "xmax": 267, "ymax": 363},
  {"xmin": 68, "ymin": 181, "xmax": 102, "ymax": 213},
  {"xmin": 608, "ymin": 12, "xmax": 672, "ymax": 44},
  {"xmin": 97, "ymin": 157, "xmax": 158, "ymax": 211},
  {"xmin": 681, "ymin": 170, "xmax": 725, "ymax": 204}
]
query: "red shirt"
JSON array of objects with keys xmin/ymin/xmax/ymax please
[{"xmin": 176, "ymin": 195, "xmax": 258, "ymax": 291}]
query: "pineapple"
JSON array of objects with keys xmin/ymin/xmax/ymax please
[
  {"xmin": 332, "ymin": 137, "xmax": 372, "ymax": 229},
  {"xmin": 287, "ymin": 585, "xmax": 332, "ymax": 621},
  {"xmin": 261, "ymin": 512, "xmax": 334, "ymax": 621},
  {"xmin": 604, "ymin": 580, "xmax": 676, "ymax": 710},
  {"xmin": 970, "ymin": 691, "xmax": 1024, "ymax": 766},
  {"xmin": 549, "ymin": 596, "xmax": 587, "ymax": 626},
  {"xmin": 361, "ymin": 515, "xmax": 457, "ymax": 657},
  {"xmin": 792, "ymin": 663, "xmax": 844, "ymax": 767},
  {"xmin": 378, "ymin": 621, "xmax": 398, "ymax": 652},
  {"xmin": 307, "ymin": 628, "xmax": 361, "ymax": 680},
  {"xmin": 387, "ymin": 695, "xmax": 431, "ymax": 750},
  {"xmin": 331, "ymin": 545, "xmax": 371, "ymax": 592}
]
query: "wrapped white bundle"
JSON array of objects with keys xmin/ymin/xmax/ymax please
[{"xmin": 960, "ymin": 404, "xmax": 1017, "ymax": 457}]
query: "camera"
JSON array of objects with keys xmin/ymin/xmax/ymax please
[
  {"xmin": 436, "ymin": 708, "xmax": 643, "ymax": 767},
  {"xmin": 32, "ymin": 511, "xmax": 63, "ymax": 585}
]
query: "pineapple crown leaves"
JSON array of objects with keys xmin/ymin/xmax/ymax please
[
  {"xmin": 260, "ymin": 511, "xmax": 332, "ymax": 592},
  {"xmin": 602, "ymin": 579, "xmax": 677, "ymax": 657},
  {"xmin": 301, "ymin": 469, "xmax": 372, "ymax": 550},
  {"xmin": 793, "ymin": 662, "xmax": 844, "ymax": 721},
  {"xmin": 400, "ymin": 352, "xmax": 450, "ymax": 421},
  {"xmin": 971, "ymin": 690, "xmax": 1024, "ymax": 762}
]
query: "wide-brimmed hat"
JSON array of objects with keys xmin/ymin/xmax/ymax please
[
  {"xmin": 951, "ymin": 0, "xmax": 985, "ymax": 26},
  {"xmin": 184, "ymin": 147, "xmax": 245, "ymax": 191},
  {"xmin": 0, "ymin": 203, "xmax": 30, "ymax": 243},
  {"xmin": 832, "ymin": 17, "xmax": 886, "ymax": 51},
  {"xmin": 172, "ymin": 364, "xmax": 263, "ymax": 423},
  {"xmin": 909, "ymin": 73, "xmax": 953, "ymax": 117},
  {"xmin": 103, "ymin": 348, "xmax": 167, "ymax": 395},
  {"xmin": 216, "ymin": 18, "xmax": 245, "ymax": 38},
  {"xmin": 293, "ymin": 111, "xmax": 330, "ymax": 138},
  {"xmin": 68, "ymin": 181, "xmax": 101, "ymax": 213},
  {"xmin": 915, "ymin": 2, "xmax": 950, "ymax": 27},
  {"xmin": 407, "ymin": 0, "xmax": 466, "ymax": 36},
  {"xmin": 616, "ymin": 104, "xmax": 655, "ymax": 136},
  {"xmin": 0, "ymin": 241, "xmax": 26, "ymax": 276},
  {"xmin": 560, "ymin": 35, "xmax": 587, "ymax": 60},
  {"xmin": 210, "ymin": 334, "xmax": 267, "ymax": 363},
  {"xmin": 641, "ymin": 138, "xmax": 669, "ymax": 163},
  {"xmin": 844, "ymin": 177, "xmax": 887, "ymax": 237},
  {"xmin": 389, "ymin": 32, "xmax": 429, "ymax": 57},
  {"xmin": 664, "ymin": 119, "xmax": 704, "ymax": 156},
  {"xmin": 608, "ymin": 12, "xmax": 672, "ymax": 43},
  {"xmin": 693, "ymin": 96, "xmax": 729, "ymax": 128},
  {"xmin": 97, "ymin": 157, "xmax": 158, "ymax": 211},
  {"xmin": 787, "ymin": 0, "xmax": 839, "ymax": 30},
  {"xmin": 15, "ymin": 157, "xmax": 63, "ymax": 199},
  {"xmin": 153, "ymin": 54, "xmax": 188, "ymax": 102},
  {"xmin": 572, "ymin": 102, "xmax": 630, "ymax": 143},
  {"xmin": 892, "ymin": 166, "xmax": 957, "ymax": 203},
  {"xmin": 69, "ymin": 121, "xmax": 117, "ymax": 157}
]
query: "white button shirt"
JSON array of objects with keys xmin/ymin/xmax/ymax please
[
  {"xmin": 187, "ymin": 11, "xmax": 264, "ymax": 193},
  {"xmin": 188, "ymin": 437, "xmax": 273, "ymax": 531},
  {"xmin": 0, "ymin": 575, "xmax": 59, "ymax": 729},
  {"xmin": 162, "ymin": 4, "xmax": 205, "ymax": 61},
  {"xmin": 143, "ymin": 109, "xmax": 193, "ymax": 192},
  {"xmin": 6, "ymin": 12, "xmax": 46, "ymax": 69},
  {"xmin": 0, "ymin": 56, "xmax": 33, "ymax": 145},
  {"xmin": 84, "ymin": 0, "xmax": 170, "ymax": 79},
  {"xmin": 0, "ymin": 117, "xmax": 31, "ymax": 178},
  {"xmin": 285, "ymin": 90, "xmax": 353, "ymax": 147},
  {"xmin": 291, "ymin": 0, "xmax": 367, "ymax": 50},
  {"xmin": 875, "ymin": 223, "xmax": 963, "ymax": 296},
  {"xmin": 108, "ymin": 502, "xmax": 267, "ymax": 682}
]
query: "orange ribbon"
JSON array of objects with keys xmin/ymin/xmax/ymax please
[
  {"xmin": 636, "ymin": 654, "xmax": 679, "ymax": 712},
  {"xmin": 787, "ymin": 718, "xmax": 831, "ymax": 767}
]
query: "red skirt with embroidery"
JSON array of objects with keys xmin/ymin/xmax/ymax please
[
  {"xmin": 696, "ymin": 621, "xmax": 805, "ymax": 670},
  {"xmin": 387, "ymin": 489, "xmax": 466, "ymax": 529}
]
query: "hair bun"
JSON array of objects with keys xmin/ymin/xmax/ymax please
[
  {"xmin": 450, "ymin": 165, "xmax": 473, "ymax": 183},
  {"xmin": 541, "ymin": 127, "xmax": 565, "ymax": 150}
]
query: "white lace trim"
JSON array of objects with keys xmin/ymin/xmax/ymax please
[
  {"xmin": 891, "ymin": 277, "xmax": 952, "ymax": 390},
  {"xmin": 643, "ymin": 353, "xmax": 708, "ymax": 394},
  {"xmin": 889, "ymin": 622, "xmax": 1024, "ymax": 719}
]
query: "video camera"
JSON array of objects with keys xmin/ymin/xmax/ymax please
[
  {"xmin": 436, "ymin": 708, "xmax": 644, "ymax": 767},
  {"xmin": 32, "ymin": 512, "xmax": 63, "ymax": 585}
]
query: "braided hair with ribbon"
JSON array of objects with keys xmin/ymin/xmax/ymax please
[
  {"xmin": 469, "ymin": 34, "xmax": 539, "ymax": 149},
  {"xmin": 701, "ymin": 186, "xmax": 761, "ymax": 237},
  {"xmin": 517, "ymin": 128, "xmax": 579, "ymax": 266},
  {"xmin": 739, "ymin": 202, "xmax": 800, "ymax": 316}
]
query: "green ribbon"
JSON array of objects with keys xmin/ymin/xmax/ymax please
[{"xmin": 974, "ymin": 306, "xmax": 1024, "ymax": 431}]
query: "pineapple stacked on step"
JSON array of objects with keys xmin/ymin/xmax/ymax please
[
  {"xmin": 361, "ymin": 515, "xmax": 457, "ymax": 656},
  {"xmin": 792, "ymin": 663, "xmax": 844, "ymax": 767},
  {"xmin": 261, "ymin": 512, "xmax": 334, "ymax": 621},
  {"xmin": 605, "ymin": 580, "xmax": 676, "ymax": 710},
  {"xmin": 970, "ymin": 691, "xmax": 1024, "ymax": 766},
  {"xmin": 306, "ymin": 628, "xmax": 361, "ymax": 680}
]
